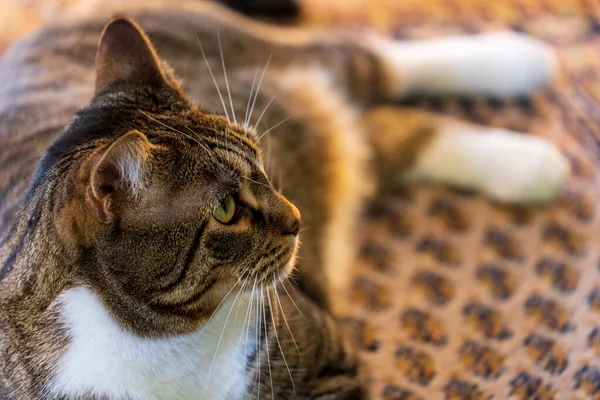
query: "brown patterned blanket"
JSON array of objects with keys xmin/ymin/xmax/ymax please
[{"xmin": 300, "ymin": 1, "xmax": 600, "ymax": 398}]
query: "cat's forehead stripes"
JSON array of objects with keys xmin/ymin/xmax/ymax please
[{"xmin": 145, "ymin": 114, "xmax": 263, "ymax": 174}]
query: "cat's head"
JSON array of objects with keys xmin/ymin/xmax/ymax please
[{"xmin": 46, "ymin": 18, "xmax": 300, "ymax": 335}]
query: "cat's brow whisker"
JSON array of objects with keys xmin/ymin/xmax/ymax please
[
  {"xmin": 242, "ymin": 175, "xmax": 271, "ymax": 189},
  {"xmin": 217, "ymin": 30, "xmax": 237, "ymax": 125},
  {"xmin": 179, "ymin": 123, "xmax": 219, "ymax": 163},
  {"xmin": 273, "ymin": 280, "xmax": 302, "ymax": 360},
  {"xmin": 244, "ymin": 67, "xmax": 260, "ymax": 129},
  {"xmin": 263, "ymin": 134, "xmax": 273, "ymax": 179},
  {"xmin": 257, "ymin": 116, "xmax": 291, "ymax": 141},
  {"xmin": 247, "ymin": 54, "xmax": 272, "ymax": 128},
  {"xmin": 196, "ymin": 34, "xmax": 231, "ymax": 122},
  {"xmin": 277, "ymin": 172, "xmax": 283, "ymax": 194},
  {"xmin": 138, "ymin": 109, "xmax": 213, "ymax": 156},
  {"xmin": 253, "ymin": 96, "xmax": 276, "ymax": 132},
  {"xmin": 268, "ymin": 283, "xmax": 296, "ymax": 391}
]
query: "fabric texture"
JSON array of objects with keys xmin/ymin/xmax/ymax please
[{"xmin": 300, "ymin": 1, "xmax": 600, "ymax": 399}]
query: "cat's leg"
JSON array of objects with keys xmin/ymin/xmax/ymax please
[
  {"xmin": 253, "ymin": 284, "xmax": 365, "ymax": 399},
  {"xmin": 365, "ymin": 107, "xmax": 570, "ymax": 204},
  {"xmin": 368, "ymin": 32, "xmax": 558, "ymax": 98}
]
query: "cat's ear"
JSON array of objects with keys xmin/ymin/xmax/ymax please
[
  {"xmin": 86, "ymin": 130, "xmax": 154, "ymax": 222},
  {"xmin": 95, "ymin": 17, "xmax": 167, "ymax": 94}
]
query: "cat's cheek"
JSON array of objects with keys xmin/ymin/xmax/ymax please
[{"xmin": 203, "ymin": 232, "xmax": 255, "ymax": 263}]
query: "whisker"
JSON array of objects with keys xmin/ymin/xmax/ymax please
[
  {"xmin": 247, "ymin": 54, "xmax": 272, "ymax": 128},
  {"xmin": 179, "ymin": 124, "xmax": 219, "ymax": 164},
  {"xmin": 277, "ymin": 172, "xmax": 283, "ymax": 194},
  {"xmin": 261, "ymin": 287, "xmax": 274, "ymax": 399},
  {"xmin": 253, "ymin": 96, "xmax": 276, "ymax": 132},
  {"xmin": 242, "ymin": 175, "xmax": 271, "ymax": 189},
  {"xmin": 267, "ymin": 283, "xmax": 296, "ymax": 391},
  {"xmin": 201, "ymin": 273, "xmax": 245, "ymax": 331},
  {"xmin": 196, "ymin": 34, "xmax": 231, "ymax": 121},
  {"xmin": 138, "ymin": 110, "xmax": 216, "ymax": 161},
  {"xmin": 242, "ymin": 277, "xmax": 258, "ymax": 392},
  {"xmin": 273, "ymin": 280, "xmax": 302, "ymax": 359},
  {"xmin": 244, "ymin": 67, "xmax": 260, "ymax": 128},
  {"xmin": 206, "ymin": 279, "xmax": 246, "ymax": 389},
  {"xmin": 263, "ymin": 134, "xmax": 273, "ymax": 180},
  {"xmin": 249, "ymin": 259, "xmax": 267, "ymax": 398},
  {"xmin": 232, "ymin": 268, "xmax": 251, "ymax": 331},
  {"xmin": 254, "ymin": 284, "xmax": 262, "ymax": 398},
  {"xmin": 217, "ymin": 30, "xmax": 236, "ymax": 124},
  {"xmin": 239, "ymin": 278, "xmax": 256, "ymax": 354},
  {"xmin": 257, "ymin": 116, "xmax": 292, "ymax": 141},
  {"xmin": 281, "ymin": 280, "xmax": 304, "ymax": 318}
]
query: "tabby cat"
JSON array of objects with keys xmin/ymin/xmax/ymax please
[{"xmin": 0, "ymin": 1, "xmax": 569, "ymax": 399}]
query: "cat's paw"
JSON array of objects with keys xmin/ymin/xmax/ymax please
[
  {"xmin": 406, "ymin": 128, "xmax": 570, "ymax": 204},
  {"xmin": 476, "ymin": 131, "xmax": 570, "ymax": 204},
  {"xmin": 381, "ymin": 31, "xmax": 558, "ymax": 97},
  {"xmin": 465, "ymin": 32, "xmax": 558, "ymax": 97}
]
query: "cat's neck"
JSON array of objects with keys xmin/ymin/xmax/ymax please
[{"xmin": 48, "ymin": 286, "xmax": 260, "ymax": 400}]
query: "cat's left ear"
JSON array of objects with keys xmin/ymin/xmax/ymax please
[{"xmin": 95, "ymin": 17, "xmax": 167, "ymax": 94}]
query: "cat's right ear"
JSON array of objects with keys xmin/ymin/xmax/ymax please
[
  {"xmin": 95, "ymin": 17, "xmax": 167, "ymax": 94},
  {"xmin": 85, "ymin": 130, "xmax": 154, "ymax": 223}
]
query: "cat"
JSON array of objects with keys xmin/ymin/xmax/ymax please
[{"xmin": 0, "ymin": 1, "xmax": 569, "ymax": 399}]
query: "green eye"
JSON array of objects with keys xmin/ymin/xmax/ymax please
[{"xmin": 213, "ymin": 194, "xmax": 236, "ymax": 224}]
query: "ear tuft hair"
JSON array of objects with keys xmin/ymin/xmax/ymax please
[{"xmin": 87, "ymin": 130, "xmax": 154, "ymax": 222}]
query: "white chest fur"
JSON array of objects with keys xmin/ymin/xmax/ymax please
[{"xmin": 47, "ymin": 287, "xmax": 258, "ymax": 400}]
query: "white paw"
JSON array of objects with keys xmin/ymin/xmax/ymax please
[
  {"xmin": 471, "ymin": 131, "xmax": 570, "ymax": 203},
  {"xmin": 383, "ymin": 32, "xmax": 558, "ymax": 97},
  {"xmin": 407, "ymin": 129, "xmax": 570, "ymax": 204},
  {"xmin": 460, "ymin": 32, "xmax": 558, "ymax": 97}
]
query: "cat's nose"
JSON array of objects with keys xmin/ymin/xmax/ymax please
[
  {"xmin": 283, "ymin": 215, "xmax": 301, "ymax": 236},
  {"xmin": 274, "ymin": 192, "xmax": 301, "ymax": 236}
]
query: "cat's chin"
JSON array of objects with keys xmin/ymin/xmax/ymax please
[
  {"xmin": 274, "ymin": 256, "xmax": 296, "ymax": 282},
  {"xmin": 247, "ymin": 250, "xmax": 297, "ymax": 288}
]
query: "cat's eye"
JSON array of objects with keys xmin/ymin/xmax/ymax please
[{"xmin": 213, "ymin": 194, "xmax": 236, "ymax": 224}]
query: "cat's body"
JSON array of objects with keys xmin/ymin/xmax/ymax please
[{"xmin": 0, "ymin": 1, "xmax": 569, "ymax": 399}]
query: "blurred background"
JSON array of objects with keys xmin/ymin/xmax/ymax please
[{"xmin": 2, "ymin": 0, "xmax": 600, "ymax": 398}]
